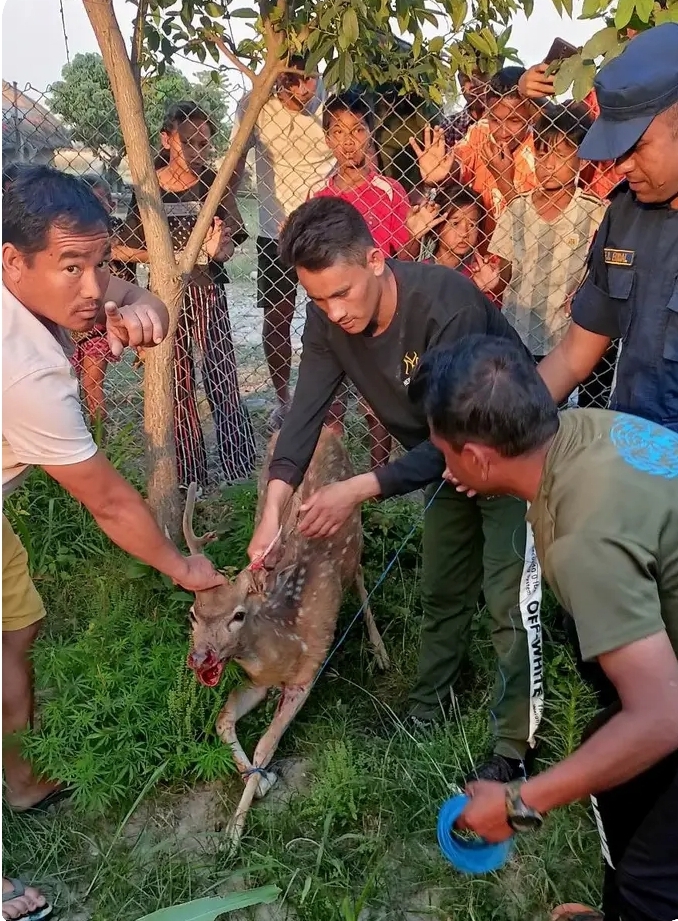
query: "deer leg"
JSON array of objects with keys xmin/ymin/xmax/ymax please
[
  {"xmin": 226, "ymin": 684, "xmax": 312, "ymax": 849},
  {"xmin": 355, "ymin": 565, "xmax": 390, "ymax": 670},
  {"xmin": 215, "ymin": 684, "xmax": 277, "ymax": 798}
]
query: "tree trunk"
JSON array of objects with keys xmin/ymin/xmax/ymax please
[
  {"xmin": 83, "ymin": 0, "xmax": 186, "ymax": 537},
  {"xmin": 83, "ymin": 0, "xmax": 286, "ymax": 538}
]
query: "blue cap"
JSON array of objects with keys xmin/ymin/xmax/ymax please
[{"xmin": 578, "ymin": 23, "xmax": 678, "ymax": 162}]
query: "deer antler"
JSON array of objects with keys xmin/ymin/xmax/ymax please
[{"xmin": 182, "ymin": 483, "xmax": 217, "ymax": 555}]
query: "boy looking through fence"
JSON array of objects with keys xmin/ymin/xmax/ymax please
[
  {"xmin": 114, "ymin": 101, "xmax": 255, "ymax": 490},
  {"xmin": 485, "ymin": 104, "xmax": 607, "ymax": 364},
  {"xmin": 231, "ymin": 56, "xmax": 335, "ymax": 432}
]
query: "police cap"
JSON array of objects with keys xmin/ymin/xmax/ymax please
[{"xmin": 578, "ymin": 22, "xmax": 678, "ymax": 162}]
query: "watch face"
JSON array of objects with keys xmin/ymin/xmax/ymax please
[{"xmin": 509, "ymin": 813, "xmax": 543, "ymax": 833}]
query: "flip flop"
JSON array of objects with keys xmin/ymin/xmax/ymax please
[
  {"xmin": 2, "ymin": 879, "xmax": 53, "ymax": 921},
  {"xmin": 7, "ymin": 785, "xmax": 74, "ymax": 815}
]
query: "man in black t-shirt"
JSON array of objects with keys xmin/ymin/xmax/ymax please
[{"xmin": 247, "ymin": 197, "xmax": 544, "ymax": 781}]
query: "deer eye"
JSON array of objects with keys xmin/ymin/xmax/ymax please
[{"xmin": 231, "ymin": 607, "xmax": 246, "ymax": 623}]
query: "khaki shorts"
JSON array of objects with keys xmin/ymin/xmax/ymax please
[{"xmin": 2, "ymin": 514, "xmax": 45, "ymax": 632}]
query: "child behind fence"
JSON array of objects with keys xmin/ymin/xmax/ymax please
[
  {"xmin": 113, "ymin": 101, "xmax": 255, "ymax": 489},
  {"xmin": 421, "ymin": 182, "xmax": 502, "ymax": 308},
  {"xmin": 484, "ymin": 103, "xmax": 608, "ymax": 363}
]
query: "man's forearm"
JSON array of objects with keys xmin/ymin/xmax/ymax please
[
  {"xmin": 261, "ymin": 479, "xmax": 295, "ymax": 522},
  {"xmin": 88, "ymin": 483, "xmax": 188, "ymax": 582},
  {"xmin": 537, "ymin": 347, "xmax": 582, "ymax": 404},
  {"xmin": 112, "ymin": 244, "xmax": 149, "ymax": 263},
  {"xmin": 521, "ymin": 707, "xmax": 678, "ymax": 815}
]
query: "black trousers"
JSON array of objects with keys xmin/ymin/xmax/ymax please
[{"xmin": 582, "ymin": 704, "xmax": 678, "ymax": 921}]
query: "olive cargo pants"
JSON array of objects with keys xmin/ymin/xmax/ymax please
[{"xmin": 409, "ymin": 482, "xmax": 543, "ymax": 761}]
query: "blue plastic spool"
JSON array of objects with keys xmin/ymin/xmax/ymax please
[{"xmin": 437, "ymin": 794, "xmax": 514, "ymax": 875}]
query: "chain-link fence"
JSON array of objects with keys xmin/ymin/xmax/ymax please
[{"xmin": 3, "ymin": 66, "xmax": 620, "ymax": 497}]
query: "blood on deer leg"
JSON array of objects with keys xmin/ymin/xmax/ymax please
[
  {"xmin": 215, "ymin": 684, "xmax": 277, "ymax": 797},
  {"xmin": 226, "ymin": 684, "xmax": 312, "ymax": 849},
  {"xmin": 355, "ymin": 566, "xmax": 390, "ymax": 670}
]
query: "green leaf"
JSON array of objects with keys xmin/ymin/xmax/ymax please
[
  {"xmin": 523, "ymin": 0, "xmax": 534, "ymax": 17},
  {"xmin": 229, "ymin": 7, "xmax": 258, "ymax": 17},
  {"xmin": 466, "ymin": 32, "xmax": 493, "ymax": 56},
  {"xmin": 339, "ymin": 52, "xmax": 355, "ymax": 88},
  {"xmin": 561, "ymin": 0, "xmax": 573, "ymax": 15},
  {"xmin": 582, "ymin": 26, "xmax": 619, "ymax": 58},
  {"xmin": 204, "ymin": 2, "xmax": 223, "ymax": 15},
  {"xmin": 580, "ymin": 0, "xmax": 602, "ymax": 16},
  {"xmin": 452, "ymin": 0, "xmax": 468, "ymax": 32},
  {"xmin": 634, "ymin": 0, "xmax": 654, "ymax": 20},
  {"xmin": 655, "ymin": 4, "xmax": 678, "ymax": 22},
  {"xmin": 429, "ymin": 35, "xmax": 445, "ymax": 54},
  {"xmin": 341, "ymin": 7, "xmax": 359, "ymax": 46},
  {"xmin": 614, "ymin": 0, "xmax": 636, "ymax": 28},
  {"xmin": 572, "ymin": 61, "xmax": 596, "ymax": 101},
  {"xmin": 135, "ymin": 889, "xmax": 280, "ymax": 921},
  {"xmin": 552, "ymin": 51, "xmax": 583, "ymax": 94}
]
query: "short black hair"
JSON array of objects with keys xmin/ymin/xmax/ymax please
[
  {"xmin": 2, "ymin": 161, "xmax": 29, "ymax": 193},
  {"xmin": 2, "ymin": 165, "xmax": 109, "ymax": 257},
  {"xmin": 80, "ymin": 172, "xmax": 112, "ymax": 196},
  {"xmin": 535, "ymin": 102, "xmax": 593, "ymax": 151},
  {"xmin": 161, "ymin": 100, "xmax": 215, "ymax": 136},
  {"xmin": 410, "ymin": 335, "xmax": 559, "ymax": 457},
  {"xmin": 435, "ymin": 181, "xmax": 486, "ymax": 219},
  {"xmin": 279, "ymin": 198, "xmax": 376, "ymax": 271},
  {"xmin": 322, "ymin": 92, "xmax": 375, "ymax": 133},
  {"xmin": 486, "ymin": 66, "xmax": 526, "ymax": 103}
]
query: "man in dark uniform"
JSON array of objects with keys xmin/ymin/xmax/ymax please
[{"xmin": 538, "ymin": 23, "xmax": 678, "ymax": 433}]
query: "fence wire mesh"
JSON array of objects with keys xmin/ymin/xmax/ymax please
[{"xmin": 3, "ymin": 67, "xmax": 620, "ymax": 497}]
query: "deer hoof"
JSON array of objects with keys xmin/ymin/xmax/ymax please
[
  {"xmin": 253, "ymin": 770, "xmax": 278, "ymax": 799},
  {"xmin": 372, "ymin": 642, "xmax": 391, "ymax": 671}
]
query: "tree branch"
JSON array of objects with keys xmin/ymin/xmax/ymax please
[
  {"xmin": 208, "ymin": 33, "xmax": 257, "ymax": 81},
  {"xmin": 130, "ymin": 0, "xmax": 149, "ymax": 88},
  {"xmin": 177, "ymin": 55, "xmax": 282, "ymax": 276}
]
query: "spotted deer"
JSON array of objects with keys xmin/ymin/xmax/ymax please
[{"xmin": 184, "ymin": 427, "xmax": 389, "ymax": 845}]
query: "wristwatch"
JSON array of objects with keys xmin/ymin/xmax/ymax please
[{"xmin": 505, "ymin": 780, "xmax": 543, "ymax": 833}]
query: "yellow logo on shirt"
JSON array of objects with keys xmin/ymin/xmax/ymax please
[{"xmin": 402, "ymin": 351, "xmax": 419, "ymax": 386}]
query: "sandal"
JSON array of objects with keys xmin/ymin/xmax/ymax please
[
  {"xmin": 2, "ymin": 879, "xmax": 52, "ymax": 921},
  {"xmin": 7, "ymin": 784, "xmax": 73, "ymax": 815},
  {"xmin": 550, "ymin": 904, "xmax": 604, "ymax": 921}
]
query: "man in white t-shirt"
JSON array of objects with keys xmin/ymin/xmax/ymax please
[
  {"xmin": 1, "ymin": 168, "xmax": 224, "ymax": 904},
  {"xmin": 232, "ymin": 56, "xmax": 335, "ymax": 429}
]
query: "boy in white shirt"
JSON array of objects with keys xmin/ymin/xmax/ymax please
[{"xmin": 232, "ymin": 56, "xmax": 335, "ymax": 429}]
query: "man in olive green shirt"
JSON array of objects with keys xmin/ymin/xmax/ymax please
[{"xmin": 411, "ymin": 335, "xmax": 678, "ymax": 921}]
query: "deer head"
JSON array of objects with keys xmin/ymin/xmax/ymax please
[{"xmin": 182, "ymin": 484, "xmax": 266, "ymax": 687}]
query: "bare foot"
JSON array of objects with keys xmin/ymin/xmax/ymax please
[
  {"xmin": 4, "ymin": 779, "xmax": 64, "ymax": 812},
  {"xmin": 2, "ymin": 878, "xmax": 50, "ymax": 920},
  {"xmin": 550, "ymin": 905, "xmax": 603, "ymax": 921}
]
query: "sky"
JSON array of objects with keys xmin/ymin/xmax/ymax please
[{"xmin": 1, "ymin": 0, "xmax": 599, "ymax": 97}]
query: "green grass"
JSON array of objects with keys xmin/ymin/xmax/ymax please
[{"xmin": 3, "ymin": 467, "xmax": 602, "ymax": 921}]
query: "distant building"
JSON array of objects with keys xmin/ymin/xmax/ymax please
[{"xmin": 2, "ymin": 80, "xmax": 71, "ymax": 165}]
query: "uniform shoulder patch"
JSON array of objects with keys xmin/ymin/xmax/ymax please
[{"xmin": 610, "ymin": 414, "xmax": 678, "ymax": 479}]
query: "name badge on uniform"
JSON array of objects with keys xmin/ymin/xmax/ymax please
[{"xmin": 604, "ymin": 248, "xmax": 635, "ymax": 267}]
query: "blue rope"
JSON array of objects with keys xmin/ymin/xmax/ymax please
[{"xmin": 437, "ymin": 794, "xmax": 514, "ymax": 874}]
